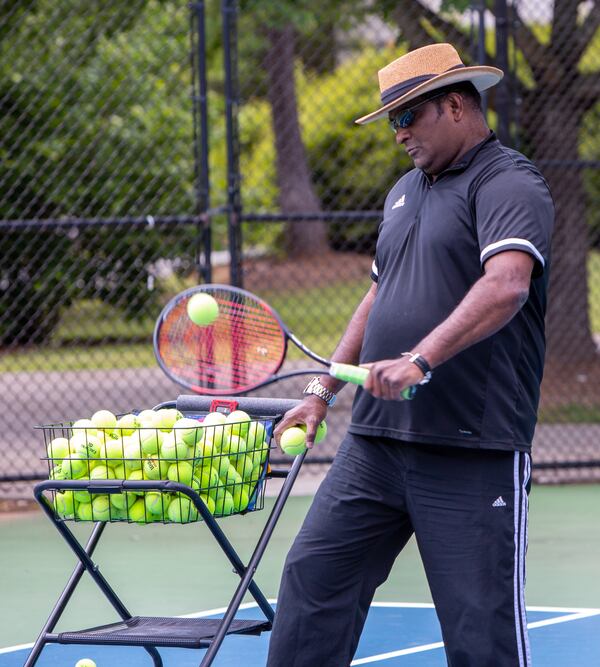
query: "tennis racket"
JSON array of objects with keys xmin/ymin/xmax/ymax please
[{"xmin": 153, "ymin": 284, "xmax": 416, "ymax": 399}]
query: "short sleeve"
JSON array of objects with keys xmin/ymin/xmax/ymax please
[
  {"xmin": 370, "ymin": 258, "xmax": 379, "ymax": 283},
  {"xmin": 475, "ymin": 167, "xmax": 554, "ymax": 277}
]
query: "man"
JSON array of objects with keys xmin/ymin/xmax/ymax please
[{"xmin": 267, "ymin": 43, "xmax": 554, "ymax": 667}]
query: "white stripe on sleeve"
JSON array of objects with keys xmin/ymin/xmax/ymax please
[{"xmin": 480, "ymin": 238, "xmax": 545, "ymax": 267}]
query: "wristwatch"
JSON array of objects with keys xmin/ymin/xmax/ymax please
[
  {"xmin": 402, "ymin": 352, "xmax": 433, "ymax": 385},
  {"xmin": 303, "ymin": 377, "xmax": 337, "ymax": 407}
]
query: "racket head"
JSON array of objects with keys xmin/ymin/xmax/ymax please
[{"xmin": 153, "ymin": 285, "xmax": 288, "ymax": 395}]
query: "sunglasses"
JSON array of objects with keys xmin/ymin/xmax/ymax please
[{"xmin": 388, "ymin": 92, "xmax": 448, "ymax": 132}]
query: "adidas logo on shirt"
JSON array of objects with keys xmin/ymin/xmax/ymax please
[
  {"xmin": 392, "ymin": 194, "xmax": 406, "ymax": 209},
  {"xmin": 492, "ymin": 496, "xmax": 507, "ymax": 508}
]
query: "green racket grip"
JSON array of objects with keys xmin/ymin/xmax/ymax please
[
  {"xmin": 328, "ymin": 362, "xmax": 370, "ymax": 385},
  {"xmin": 328, "ymin": 362, "xmax": 417, "ymax": 401}
]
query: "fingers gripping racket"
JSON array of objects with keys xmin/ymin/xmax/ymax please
[{"xmin": 153, "ymin": 284, "xmax": 416, "ymax": 398}]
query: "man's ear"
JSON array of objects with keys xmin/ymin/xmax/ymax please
[{"xmin": 446, "ymin": 92, "xmax": 465, "ymax": 121}]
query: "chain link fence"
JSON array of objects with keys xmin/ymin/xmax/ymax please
[{"xmin": 1, "ymin": 0, "xmax": 599, "ymax": 500}]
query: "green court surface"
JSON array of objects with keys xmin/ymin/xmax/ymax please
[{"xmin": 2, "ymin": 484, "xmax": 599, "ymax": 652}]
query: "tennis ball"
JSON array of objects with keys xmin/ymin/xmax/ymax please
[
  {"xmin": 115, "ymin": 413, "xmax": 140, "ymax": 436},
  {"xmin": 91, "ymin": 410, "xmax": 117, "ymax": 432},
  {"xmin": 49, "ymin": 464, "xmax": 67, "ymax": 481},
  {"xmin": 201, "ymin": 412, "xmax": 229, "ymax": 449},
  {"xmin": 173, "ymin": 417, "xmax": 203, "ymax": 446},
  {"xmin": 200, "ymin": 493, "xmax": 216, "ymax": 515},
  {"xmin": 47, "ymin": 437, "xmax": 70, "ymax": 461},
  {"xmin": 61, "ymin": 455, "xmax": 89, "ymax": 480},
  {"xmin": 113, "ymin": 463, "xmax": 126, "ymax": 480},
  {"xmin": 142, "ymin": 456, "xmax": 169, "ymax": 481},
  {"xmin": 54, "ymin": 491, "xmax": 76, "ymax": 518},
  {"xmin": 232, "ymin": 486, "xmax": 250, "ymax": 513},
  {"xmin": 71, "ymin": 419, "xmax": 96, "ymax": 436},
  {"xmin": 280, "ymin": 427, "xmax": 306, "ymax": 456},
  {"xmin": 160, "ymin": 433, "xmax": 188, "ymax": 460},
  {"xmin": 187, "ymin": 292, "xmax": 219, "ymax": 326},
  {"xmin": 221, "ymin": 466, "xmax": 243, "ymax": 488},
  {"xmin": 128, "ymin": 498, "xmax": 148, "ymax": 523},
  {"xmin": 168, "ymin": 497, "xmax": 199, "ymax": 523},
  {"xmin": 224, "ymin": 434, "xmax": 247, "ymax": 459},
  {"xmin": 212, "ymin": 453, "xmax": 230, "ymax": 478},
  {"xmin": 76, "ymin": 502, "xmax": 93, "ymax": 521},
  {"xmin": 191, "ymin": 437, "xmax": 215, "ymax": 460},
  {"xmin": 225, "ymin": 410, "xmax": 251, "ymax": 438},
  {"xmin": 110, "ymin": 491, "xmax": 135, "ymax": 511},
  {"xmin": 145, "ymin": 492, "xmax": 170, "ymax": 516},
  {"xmin": 300, "ymin": 421, "xmax": 328, "ymax": 444},
  {"xmin": 73, "ymin": 435, "xmax": 102, "ymax": 460},
  {"xmin": 89, "ymin": 465, "xmax": 116, "ymax": 481},
  {"xmin": 75, "ymin": 658, "xmax": 96, "ymax": 667},
  {"xmin": 135, "ymin": 409, "xmax": 158, "ymax": 425},
  {"xmin": 155, "ymin": 408, "xmax": 183, "ymax": 432},
  {"xmin": 91, "ymin": 495, "xmax": 111, "ymax": 522},
  {"xmin": 123, "ymin": 444, "xmax": 143, "ymax": 473},
  {"xmin": 213, "ymin": 488, "xmax": 235, "ymax": 517},
  {"xmin": 125, "ymin": 468, "xmax": 144, "ymax": 493},
  {"xmin": 167, "ymin": 461, "xmax": 194, "ymax": 486},
  {"xmin": 196, "ymin": 465, "xmax": 220, "ymax": 491},
  {"xmin": 234, "ymin": 455, "xmax": 255, "ymax": 481},
  {"xmin": 245, "ymin": 422, "xmax": 267, "ymax": 451},
  {"xmin": 139, "ymin": 429, "xmax": 164, "ymax": 456},
  {"xmin": 104, "ymin": 437, "xmax": 125, "ymax": 466}
]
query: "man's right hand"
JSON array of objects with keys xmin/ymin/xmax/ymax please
[{"xmin": 273, "ymin": 395, "xmax": 329, "ymax": 449}]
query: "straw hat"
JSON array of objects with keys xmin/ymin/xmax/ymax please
[{"xmin": 355, "ymin": 43, "xmax": 503, "ymax": 125}]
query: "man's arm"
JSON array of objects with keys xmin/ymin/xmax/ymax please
[
  {"xmin": 274, "ymin": 282, "xmax": 377, "ymax": 447},
  {"xmin": 364, "ymin": 250, "xmax": 534, "ymax": 399}
]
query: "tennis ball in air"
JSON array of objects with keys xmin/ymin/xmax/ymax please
[
  {"xmin": 187, "ymin": 292, "xmax": 219, "ymax": 326},
  {"xmin": 75, "ymin": 658, "xmax": 96, "ymax": 667},
  {"xmin": 280, "ymin": 427, "xmax": 307, "ymax": 456}
]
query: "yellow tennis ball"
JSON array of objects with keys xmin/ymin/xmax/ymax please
[
  {"xmin": 280, "ymin": 427, "xmax": 307, "ymax": 456},
  {"xmin": 300, "ymin": 421, "xmax": 328, "ymax": 444},
  {"xmin": 187, "ymin": 292, "xmax": 219, "ymax": 326},
  {"xmin": 75, "ymin": 658, "xmax": 96, "ymax": 667},
  {"xmin": 91, "ymin": 410, "xmax": 117, "ymax": 432}
]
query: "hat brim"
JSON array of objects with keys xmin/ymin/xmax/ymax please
[{"xmin": 355, "ymin": 66, "xmax": 503, "ymax": 125}]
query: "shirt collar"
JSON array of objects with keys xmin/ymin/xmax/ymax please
[{"xmin": 423, "ymin": 131, "xmax": 497, "ymax": 183}]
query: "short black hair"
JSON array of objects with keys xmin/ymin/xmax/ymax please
[{"xmin": 434, "ymin": 81, "xmax": 482, "ymax": 112}]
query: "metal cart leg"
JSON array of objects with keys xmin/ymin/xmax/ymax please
[
  {"xmin": 25, "ymin": 489, "xmax": 164, "ymax": 667},
  {"xmin": 199, "ymin": 452, "xmax": 306, "ymax": 666}
]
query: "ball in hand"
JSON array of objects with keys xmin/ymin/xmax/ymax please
[
  {"xmin": 187, "ymin": 292, "xmax": 219, "ymax": 326},
  {"xmin": 280, "ymin": 427, "xmax": 307, "ymax": 456}
]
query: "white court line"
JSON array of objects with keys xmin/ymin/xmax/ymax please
[
  {"xmin": 3, "ymin": 602, "xmax": 599, "ymax": 658},
  {"xmin": 350, "ymin": 603, "xmax": 600, "ymax": 665}
]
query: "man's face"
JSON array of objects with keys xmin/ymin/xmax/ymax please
[{"xmin": 388, "ymin": 94, "xmax": 457, "ymax": 175}]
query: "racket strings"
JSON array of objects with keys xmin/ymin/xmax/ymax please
[{"xmin": 157, "ymin": 291, "xmax": 286, "ymax": 392}]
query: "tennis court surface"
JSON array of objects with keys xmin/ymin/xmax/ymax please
[{"xmin": 2, "ymin": 601, "xmax": 599, "ymax": 666}]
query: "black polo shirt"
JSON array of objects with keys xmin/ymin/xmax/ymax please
[{"xmin": 350, "ymin": 133, "xmax": 554, "ymax": 452}]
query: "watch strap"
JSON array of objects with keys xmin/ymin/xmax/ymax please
[{"xmin": 402, "ymin": 352, "xmax": 432, "ymax": 385}]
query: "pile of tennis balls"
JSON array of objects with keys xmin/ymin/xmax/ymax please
[{"xmin": 46, "ymin": 408, "xmax": 270, "ymax": 524}]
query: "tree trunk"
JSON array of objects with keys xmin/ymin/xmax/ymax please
[
  {"xmin": 263, "ymin": 24, "xmax": 329, "ymax": 255},
  {"xmin": 521, "ymin": 87, "xmax": 598, "ymax": 364}
]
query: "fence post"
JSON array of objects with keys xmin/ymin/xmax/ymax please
[
  {"xmin": 190, "ymin": 0, "xmax": 212, "ymax": 283},
  {"xmin": 222, "ymin": 0, "xmax": 243, "ymax": 287}
]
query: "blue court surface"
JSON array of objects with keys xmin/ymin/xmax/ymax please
[{"xmin": 2, "ymin": 601, "xmax": 599, "ymax": 666}]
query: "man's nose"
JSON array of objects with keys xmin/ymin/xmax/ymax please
[{"xmin": 395, "ymin": 127, "xmax": 411, "ymax": 145}]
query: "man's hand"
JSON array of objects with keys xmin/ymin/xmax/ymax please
[
  {"xmin": 362, "ymin": 357, "xmax": 424, "ymax": 400},
  {"xmin": 273, "ymin": 395, "xmax": 329, "ymax": 449}
]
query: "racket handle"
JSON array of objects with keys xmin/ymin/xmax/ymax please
[{"xmin": 328, "ymin": 362, "xmax": 417, "ymax": 401}]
